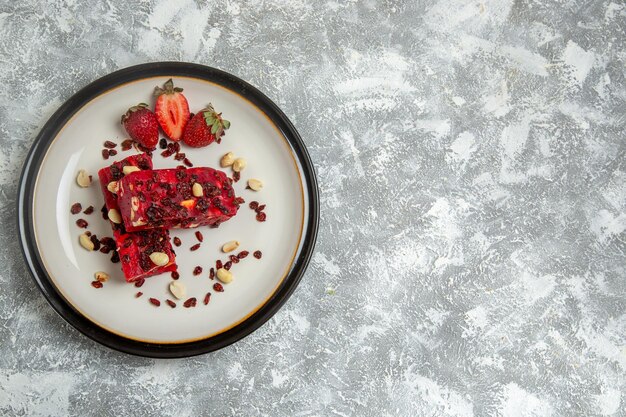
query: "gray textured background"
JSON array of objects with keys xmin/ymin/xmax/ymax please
[{"xmin": 1, "ymin": 0, "xmax": 625, "ymax": 416}]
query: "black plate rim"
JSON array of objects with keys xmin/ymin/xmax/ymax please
[{"xmin": 16, "ymin": 62, "xmax": 320, "ymax": 358}]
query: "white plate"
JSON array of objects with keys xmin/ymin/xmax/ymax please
[{"xmin": 18, "ymin": 63, "xmax": 319, "ymax": 357}]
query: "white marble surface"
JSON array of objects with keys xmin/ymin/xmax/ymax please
[{"xmin": 1, "ymin": 1, "xmax": 625, "ymax": 416}]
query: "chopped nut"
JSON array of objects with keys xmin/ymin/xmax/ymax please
[
  {"xmin": 222, "ymin": 240, "xmax": 240, "ymax": 253},
  {"xmin": 94, "ymin": 271, "xmax": 110, "ymax": 282},
  {"xmin": 149, "ymin": 252, "xmax": 169, "ymax": 266},
  {"xmin": 192, "ymin": 182, "xmax": 203, "ymax": 197},
  {"xmin": 131, "ymin": 196, "xmax": 140, "ymax": 211},
  {"xmin": 123, "ymin": 165, "xmax": 141, "ymax": 175},
  {"xmin": 76, "ymin": 170, "xmax": 91, "ymax": 188},
  {"xmin": 247, "ymin": 179, "xmax": 263, "ymax": 191},
  {"xmin": 169, "ymin": 281, "xmax": 186, "ymax": 300},
  {"xmin": 216, "ymin": 268, "xmax": 233, "ymax": 284},
  {"xmin": 220, "ymin": 152, "xmax": 235, "ymax": 167},
  {"xmin": 107, "ymin": 208, "xmax": 122, "ymax": 224},
  {"xmin": 180, "ymin": 199, "xmax": 195, "ymax": 209},
  {"xmin": 232, "ymin": 158, "xmax": 246, "ymax": 172},
  {"xmin": 79, "ymin": 233, "xmax": 94, "ymax": 251},
  {"xmin": 107, "ymin": 181, "xmax": 119, "ymax": 194}
]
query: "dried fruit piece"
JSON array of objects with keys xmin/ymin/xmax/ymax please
[
  {"xmin": 150, "ymin": 251, "xmax": 169, "ymax": 266},
  {"xmin": 247, "ymin": 179, "xmax": 263, "ymax": 191},
  {"xmin": 256, "ymin": 212, "xmax": 267, "ymax": 222},
  {"xmin": 213, "ymin": 282, "xmax": 224, "ymax": 292},
  {"xmin": 253, "ymin": 250, "xmax": 262, "ymax": 259},
  {"xmin": 195, "ymin": 231, "xmax": 203, "ymax": 242},
  {"xmin": 121, "ymin": 139, "xmax": 133, "ymax": 151},
  {"xmin": 249, "ymin": 201, "xmax": 259, "ymax": 210},
  {"xmin": 220, "ymin": 152, "xmax": 235, "ymax": 167},
  {"xmin": 173, "ymin": 237, "xmax": 182, "ymax": 247},
  {"xmin": 104, "ymin": 140, "xmax": 117, "ymax": 149},
  {"xmin": 193, "ymin": 266, "xmax": 203, "ymax": 276},
  {"xmin": 149, "ymin": 298, "xmax": 161, "ymax": 307},
  {"xmin": 76, "ymin": 219, "xmax": 88, "ymax": 228},
  {"xmin": 169, "ymin": 281, "xmax": 186, "ymax": 299},
  {"xmin": 171, "ymin": 271, "xmax": 180, "ymax": 280},
  {"xmin": 70, "ymin": 203, "xmax": 82, "ymax": 214},
  {"xmin": 91, "ymin": 281, "xmax": 103, "ymax": 289},
  {"xmin": 94, "ymin": 271, "xmax": 110, "ymax": 282},
  {"xmin": 135, "ymin": 291, "xmax": 143, "ymax": 298},
  {"xmin": 237, "ymin": 251, "xmax": 249, "ymax": 259},
  {"xmin": 190, "ymin": 243, "xmax": 201, "ymax": 251},
  {"xmin": 222, "ymin": 240, "xmax": 240, "ymax": 253},
  {"xmin": 166, "ymin": 299, "xmax": 177, "ymax": 308},
  {"xmin": 216, "ymin": 268, "xmax": 233, "ymax": 283},
  {"xmin": 232, "ymin": 158, "xmax": 246, "ymax": 172},
  {"xmin": 183, "ymin": 297, "xmax": 197, "ymax": 308},
  {"xmin": 79, "ymin": 233, "xmax": 94, "ymax": 251},
  {"xmin": 76, "ymin": 170, "xmax": 91, "ymax": 187},
  {"xmin": 83, "ymin": 206, "xmax": 94, "ymax": 215},
  {"xmin": 134, "ymin": 279, "xmax": 145, "ymax": 288},
  {"xmin": 203, "ymin": 292, "xmax": 211, "ymax": 305}
]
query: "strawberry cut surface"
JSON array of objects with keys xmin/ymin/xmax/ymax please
[
  {"xmin": 154, "ymin": 79, "xmax": 190, "ymax": 141},
  {"xmin": 98, "ymin": 154, "xmax": 177, "ymax": 282},
  {"xmin": 117, "ymin": 167, "xmax": 241, "ymax": 232}
]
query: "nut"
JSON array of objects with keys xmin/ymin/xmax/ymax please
[
  {"xmin": 222, "ymin": 240, "xmax": 240, "ymax": 253},
  {"xmin": 216, "ymin": 268, "xmax": 233, "ymax": 284},
  {"xmin": 232, "ymin": 158, "xmax": 246, "ymax": 172},
  {"xmin": 220, "ymin": 152, "xmax": 235, "ymax": 167},
  {"xmin": 192, "ymin": 183, "xmax": 203, "ymax": 197},
  {"xmin": 107, "ymin": 208, "xmax": 122, "ymax": 224},
  {"xmin": 169, "ymin": 281, "xmax": 186, "ymax": 300},
  {"xmin": 180, "ymin": 199, "xmax": 195, "ymax": 209},
  {"xmin": 149, "ymin": 251, "xmax": 169, "ymax": 266},
  {"xmin": 94, "ymin": 271, "xmax": 110, "ymax": 282},
  {"xmin": 247, "ymin": 179, "xmax": 263, "ymax": 191},
  {"xmin": 123, "ymin": 165, "xmax": 141, "ymax": 175},
  {"xmin": 76, "ymin": 170, "xmax": 91, "ymax": 188},
  {"xmin": 79, "ymin": 233, "xmax": 94, "ymax": 251},
  {"xmin": 107, "ymin": 181, "xmax": 119, "ymax": 194},
  {"xmin": 131, "ymin": 196, "xmax": 140, "ymax": 211}
]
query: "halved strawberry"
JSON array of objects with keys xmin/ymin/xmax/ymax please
[
  {"xmin": 154, "ymin": 79, "xmax": 190, "ymax": 141},
  {"xmin": 182, "ymin": 104, "xmax": 230, "ymax": 148}
]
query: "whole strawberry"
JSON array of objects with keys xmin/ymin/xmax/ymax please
[
  {"xmin": 154, "ymin": 79, "xmax": 190, "ymax": 141},
  {"xmin": 121, "ymin": 103, "xmax": 159, "ymax": 149},
  {"xmin": 182, "ymin": 104, "xmax": 230, "ymax": 148}
]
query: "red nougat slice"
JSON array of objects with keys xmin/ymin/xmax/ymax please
[
  {"xmin": 97, "ymin": 154, "xmax": 177, "ymax": 282},
  {"xmin": 117, "ymin": 167, "xmax": 242, "ymax": 232}
]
